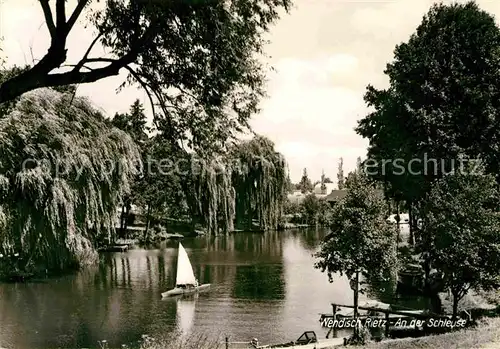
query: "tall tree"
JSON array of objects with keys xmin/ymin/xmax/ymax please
[
  {"xmin": 0, "ymin": 88, "xmax": 140, "ymax": 279},
  {"xmin": 421, "ymin": 166, "xmax": 500, "ymax": 320},
  {"xmin": 301, "ymin": 194, "xmax": 320, "ymax": 225},
  {"xmin": 320, "ymin": 170, "xmax": 327, "ymax": 194},
  {"xmin": 337, "ymin": 158, "xmax": 345, "ymax": 190},
  {"xmin": 0, "ymin": 0, "xmax": 291, "ymax": 154},
  {"xmin": 315, "ymin": 171, "xmax": 397, "ymax": 340},
  {"xmin": 356, "ymin": 1, "xmax": 500, "ymax": 238},
  {"xmin": 228, "ymin": 135, "xmax": 287, "ymax": 232},
  {"xmin": 111, "ymin": 99, "xmax": 149, "ymax": 145},
  {"xmin": 298, "ymin": 168, "xmax": 313, "ymax": 194},
  {"xmin": 111, "ymin": 99, "xmax": 150, "ymax": 236}
]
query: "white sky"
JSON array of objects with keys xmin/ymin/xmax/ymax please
[{"xmin": 2, "ymin": 0, "xmax": 500, "ymax": 183}]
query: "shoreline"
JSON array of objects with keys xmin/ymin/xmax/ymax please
[{"xmin": 350, "ymin": 316, "xmax": 500, "ymax": 349}]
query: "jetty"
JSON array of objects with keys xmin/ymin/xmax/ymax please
[{"xmin": 320, "ymin": 301, "xmax": 452, "ymax": 338}]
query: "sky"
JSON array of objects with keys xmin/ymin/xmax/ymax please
[{"xmin": 2, "ymin": 0, "xmax": 500, "ymax": 183}]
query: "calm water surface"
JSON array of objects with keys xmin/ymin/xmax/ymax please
[{"xmin": 0, "ymin": 228, "xmax": 417, "ymax": 348}]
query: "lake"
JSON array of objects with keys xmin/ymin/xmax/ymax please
[{"xmin": 0, "ymin": 227, "xmax": 418, "ymax": 348}]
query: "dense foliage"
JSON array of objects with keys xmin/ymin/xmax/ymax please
[
  {"xmin": 356, "ymin": 1, "xmax": 500, "ymax": 234},
  {"xmin": 315, "ymin": 171, "xmax": 397, "ymax": 283},
  {"xmin": 315, "ymin": 170, "xmax": 397, "ymax": 336},
  {"xmin": 354, "ymin": 1, "xmax": 500, "ymax": 317},
  {"xmin": 110, "ymin": 103, "xmax": 289, "ymax": 236},
  {"xmin": 0, "ymin": 88, "xmax": 140, "ymax": 278},
  {"xmin": 185, "ymin": 135, "xmax": 287, "ymax": 234},
  {"xmin": 420, "ymin": 166, "xmax": 500, "ymax": 319}
]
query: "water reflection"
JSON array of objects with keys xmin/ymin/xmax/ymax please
[
  {"xmin": 176, "ymin": 295, "xmax": 197, "ymax": 335},
  {"xmin": 0, "ymin": 228, "xmax": 411, "ymax": 348},
  {"xmin": 233, "ymin": 265, "xmax": 285, "ymax": 300}
]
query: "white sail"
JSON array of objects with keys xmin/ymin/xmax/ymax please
[{"xmin": 176, "ymin": 242, "xmax": 197, "ymax": 285}]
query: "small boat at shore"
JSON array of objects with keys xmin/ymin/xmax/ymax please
[
  {"xmin": 232, "ymin": 331, "xmax": 344, "ymax": 348},
  {"xmin": 161, "ymin": 242, "xmax": 210, "ymax": 297}
]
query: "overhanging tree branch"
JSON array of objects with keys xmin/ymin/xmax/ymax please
[{"xmin": 0, "ymin": 20, "xmax": 154, "ymax": 104}]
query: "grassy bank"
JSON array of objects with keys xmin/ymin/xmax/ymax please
[{"xmin": 355, "ymin": 317, "xmax": 500, "ymax": 349}]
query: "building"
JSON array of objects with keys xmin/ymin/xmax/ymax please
[
  {"xmin": 387, "ymin": 213, "xmax": 410, "ymax": 224},
  {"xmin": 312, "ymin": 182, "xmax": 336, "ymax": 196},
  {"xmin": 324, "ymin": 189, "xmax": 385, "ymax": 207},
  {"xmin": 287, "ymin": 190, "xmax": 307, "ymax": 204}
]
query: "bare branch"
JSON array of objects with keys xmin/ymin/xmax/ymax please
[
  {"xmin": 60, "ymin": 64, "xmax": 96, "ymax": 71},
  {"xmin": 39, "ymin": 0, "xmax": 56, "ymax": 39},
  {"xmin": 66, "ymin": 0, "xmax": 89, "ymax": 34},
  {"xmin": 84, "ymin": 57, "xmax": 118, "ymax": 64},
  {"xmin": 72, "ymin": 33, "xmax": 103, "ymax": 73},
  {"xmin": 123, "ymin": 66, "xmax": 157, "ymax": 119}
]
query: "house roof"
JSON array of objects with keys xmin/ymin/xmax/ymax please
[
  {"xmin": 313, "ymin": 182, "xmax": 336, "ymax": 194},
  {"xmin": 325, "ymin": 189, "xmax": 385, "ymax": 203},
  {"xmin": 324, "ymin": 189, "xmax": 348, "ymax": 202}
]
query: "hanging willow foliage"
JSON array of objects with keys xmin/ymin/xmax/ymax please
[
  {"xmin": 0, "ymin": 88, "xmax": 140, "ymax": 277},
  {"xmin": 186, "ymin": 135, "xmax": 287, "ymax": 235},
  {"xmin": 229, "ymin": 136, "xmax": 287, "ymax": 231},
  {"xmin": 188, "ymin": 155, "xmax": 236, "ymax": 235}
]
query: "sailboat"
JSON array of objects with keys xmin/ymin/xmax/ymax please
[{"xmin": 161, "ymin": 242, "xmax": 210, "ymax": 297}]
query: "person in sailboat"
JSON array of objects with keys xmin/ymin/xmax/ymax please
[{"xmin": 177, "ymin": 279, "xmax": 198, "ymax": 290}]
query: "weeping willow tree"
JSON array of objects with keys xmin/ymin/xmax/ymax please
[
  {"xmin": 184, "ymin": 136, "xmax": 287, "ymax": 235},
  {"xmin": 0, "ymin": 88, "xmax": 140, "ymax": 278},
  {"xmin": 185, "ymin": 155, "xmax": 236, "ymax": 235},
  {"xmin": 230, "ymin": 136, "xmax": 287, "ymax": 231}
]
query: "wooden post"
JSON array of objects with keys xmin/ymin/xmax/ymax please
[
  {"xmin": 326, "ymin": 304, "xmax": 336, "ymax": 339},
  {"xmin": 225, "ymin": 336, "xmax": 229, "ymax": 349},
  {"xmin": 333, "ymin": 304, "xmax": 338, "ymax": 338},
  {"xmin": 385, "ymin": 311, "xmax": 390, "ymax": 338}
]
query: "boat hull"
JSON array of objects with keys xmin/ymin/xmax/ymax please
[{"xmin": 161, "ymin": 284, "xmax": 210, "ymax": 297}]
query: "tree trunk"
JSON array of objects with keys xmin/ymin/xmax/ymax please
[
  {"xmin": 354, "ymin": 271, "xmax": 360, "ymax": 335},
  {"xmin": 423, "ymin": 253, "xmax": 431, "ymax": 293},
  {"xmin": 247, "ymin": 203, "xmax": 253, "ymax": 231},
  {"xmin": 395, "ymin": 201, "xmax": 401, "ymax": 244},
  {"xmin": 144, "ymin": 204, "xmax": 152, "ymax": 242},
  {"xmin": 408, "ymin": 202, "xmax": 415, "ymax": 246},
  {"xmin": 191, "ymin": 215, "xmax": 196, "ymax": 234},
  {"xmin": 124, "ymin": 201, "xmax": 131, "ymax": 231},
  {"xmin": 452, "ymin": 290, "xmax": 460, "ymax": 321},
  {"xmin": 119, "ymin": 205, "xmax": 126, "ymax": 237}
]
